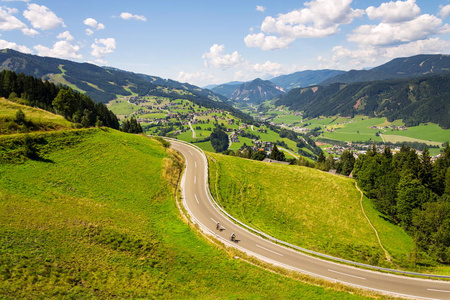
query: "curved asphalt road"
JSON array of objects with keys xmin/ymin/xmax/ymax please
[{"xmin": 171, "ymin": 140, "xmax": 450, "ymax": 300}]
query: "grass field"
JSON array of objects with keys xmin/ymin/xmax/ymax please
[
  {"xmin": 0, "ymin": 98, "xmax": 74, "ymax": 134},
  {"xmin": 207, "ymin": 153, "xmax": 432, "ymax": 270},
  {"xmin": 0, "ymin": 128, "xmax": 379, "ymax": 299}
]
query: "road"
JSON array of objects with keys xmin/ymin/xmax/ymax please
[{"xmin": 170, "ymin": 140, "xmax": 450, "ymax": 300}]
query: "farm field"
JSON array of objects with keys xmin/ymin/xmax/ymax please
[
  {"xmin": 0, "ymin": 128, "xmax": 377, "ymax": 299},
  {"xmin": 207, "ymin": 152, "xmax": 450, "ymax": 273}
]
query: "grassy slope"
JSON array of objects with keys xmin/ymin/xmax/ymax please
[
  {"xmin": 0, "ymin": 98, "xmax": 74, "ymax": 134},
  {"xmin": 208, "ymin": 153, "xmax": 418, "ymax": 269},
  {"xmin": 0, "ymin": 128, "xmax": 375, "ymax": 299}
]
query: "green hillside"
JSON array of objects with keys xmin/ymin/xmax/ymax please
[
  {"xmin": 0, "ymin": 97, "xmax": 74, "ymax": 134},
  {"xmin": 207, "ymin": 153, "xmax": 450, "ymax": 272},
  {"xmin": 0, "ymin": 128, "xmax": 378, "ymax": 299},
  {"xmin": 276, "ymin": 74, "xmax": 450, "ymax": 129}
]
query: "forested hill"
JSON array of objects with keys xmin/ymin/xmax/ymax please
[
  {"xmin": 0, "ymin": 49, "xmax": 225, "ymax": 103},
  {"xmin": 322, "ymin": 54, "xmax": 450, "ymax": 85},
  {"xmin": 0, "ymin": 49, "xmax": 251, "ymax": 122},
  {"xmin": 276, "ymin": 74, "xmax": 450, "ymax": 129},
  {"xmin": 0, "ymin": 70, "xmax": 119, "ymax": 129}
]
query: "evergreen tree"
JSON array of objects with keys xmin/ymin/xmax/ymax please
[{"xmin": 269, "ymin": 145, "xmax": 285, "ymax": 161}]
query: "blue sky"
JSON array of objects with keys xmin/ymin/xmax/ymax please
[{"xmin": 2, "ymin": 0, "xmax": 450, "ymax": 87}]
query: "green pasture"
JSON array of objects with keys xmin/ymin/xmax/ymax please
[
  {"xmin": 382, "ymin": 123, "xmax": 450, "ymax": 144},
  {"xmin": 107, "ymin": 98, "xmax": 144, "ymax": 116},
  {"xmin": 273, "ymin": 113, "xmax": 303, "ymax": 125},
  {"xmin": 0, "ymin": 98, "xmax": 74, "ymax": 133},
  {"xmin": 0, "ymin": 128, "xmax": 375, "ymax": 299},
  {"xmin": 208, "ymin": 153, "xmax": 424, "ymax": 270}
]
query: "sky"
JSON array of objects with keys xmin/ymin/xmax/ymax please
[{"xmin": 2, "ymin": 0, "xmax": 450, "ymax": 87}]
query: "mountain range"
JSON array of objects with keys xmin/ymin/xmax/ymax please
[{"xmin": 0, "ymin": 49, "xmax": 227, "ymax": 104}]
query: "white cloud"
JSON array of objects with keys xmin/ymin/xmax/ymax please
[
  {"xmin": 23, "ymin": 3, "xmax": 65, "ymax": 30},
  {"xmin": 245, "ymin": 0, "xmax": 364, "ymax": 50},
  {"xmin": 0, "ymin": 39, "xmax": 32, "ymax": 53},
  {"xmin": 91, "ymin": 38, "xmax": 116, "ymax": 58},
  {"xmin": 119, "ymin": 12, "xmax": 147, "ymax": 21},
  {"xmin": 83, "ymin": 18, "xmax": 105, "ymax": 30},
  {"xmin": 256, "ymin": 5, "xmax": 265, "ymax": 13},
  {"xmin": 85, "ymin": 28, "xmax": 94, "ymax": 36},
  {"xmin": 244, "ymin": 33, "xmax": 295, "ymax": 50},
  {"xmin": 250, "ymin": 60, "xmax": 283, "ymax": 74},
  {"xmin": 439, "ymin": 5, "xmax": 450, "ymax": 19},
  {"xmin": 327, "ymin": 38, "xmax": 450, "ymax": 70},
  {"xmin": 34, "ymin": 40, "xmax": 82, "ymax": 59},
  {"xmin": 0, "ymin": 6, "xmax": 37, "ymax": 36},
  {"xmin": 348, "ymin": 14, "xmax": 444, "ymax": 46},
  {"xmin": 177, "ymin": 71, "xmax": 217, "ymax": 85},
  {"xmin": 202, "ymin": 44, "xmax": 243, "ymax": 69},
  {"xmin": 57, "ymin": 31, "xmax": 74, "ymax": 41},
  {"xmin": 366, "ymin": 0, "xmax": 421, "ymax": 23}
]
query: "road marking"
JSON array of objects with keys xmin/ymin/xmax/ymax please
[
  {"xmin": 428, "ymin": 289, "xmax": 450, "ymax": 293},
  {"xmin": 194, "ymin": 176, "xmax": 196, "ymax": 184},
  {"xmin": 211, "ymin": 218, "xmax": 217, "ymax": 223},
  {"xmin": 195, "ymin": 161, "xmax": 197, "ymax": 168},
  {"xmin": 194, "ymin": 194, "xmax": 199, "ymax": 204},
  {"xmin": 256, "ymin": 244, "xmax": 283, "ymax": 256},
  {"xmin": 189, "ymin": 150, "xmax": 193, "ymax": 155},
  {"xmin": 328, "ymin": 269, "xmax": 366, "ymax": 280}
]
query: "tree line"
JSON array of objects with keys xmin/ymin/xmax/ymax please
[
  {"xmin": 0, "ymin": 70, "xmax": 144, "ymax": 133},
  {"xmin": 0, "ymin": 70, "xmax": 119, "ymax": 129},
  {"xmin": 351, "ymin": 144, "xmax": 450, "ymax": 263}
]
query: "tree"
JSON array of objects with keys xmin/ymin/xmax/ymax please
[
  {"xmin": 52, "ymin": 89, "xmax": 78, "ymax": 119},
  {"xmin": 210, "ymin": 128, "xmax": 228, "ymax": 152},
  {"xmin": 15, "ymin": 109, "xmax": 26, "ymax": 125},
  {"xmin": 337, "ymin": 150, "xmax": 355, "ymax": 176},
  {"xmin": 269, "ymin": 145, "xmax": 285, "ymax": 161}
]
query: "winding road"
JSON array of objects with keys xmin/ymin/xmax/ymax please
[{"xmin": 171, "ymin": 140, "xmax": 450, "ymax": 300}]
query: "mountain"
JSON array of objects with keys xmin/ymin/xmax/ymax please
[
  {"xmin": 211, "ymin": 82, "xmax": 242, "ymax": 99},
  {"xmin": 322, "ymin": 54, "xmax": 450, "ymax": 85},
  {"xmin": 0, "ymin": 49, "xmax": 227, "ymax": 103},
  {"xmin": 269, "ymin": 69, "xmax": 345, "ymax": 91},
  {"xmin": 229, "ymin": 78, "xmax": 285, "ymax": 104},
  {"xmin": 276, "ymin": 74, "xmax": 450, "ymax": 129}
]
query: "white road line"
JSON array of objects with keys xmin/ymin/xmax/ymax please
[
  {"xmin": 195, "ymin": 161, "xmax": 197, "ymax": 168},
  {"xmin": 189, "ymin": 150, "xmax": 193, "ymax": 155},
  {"xmin": 194, "ymin": 176, "xmax": 196, "ymax": 184},
  {"xmin": 194, "ymin": 194, "xmax": 199, "ymax": 204},
  {"xmin": 256, "ymin": 244, "xmax": 283, "ymax": 256},
  {"xmin": 328, "ymin": 269, "xmax": 366, "ymax": 280},
  {"xmin": 211, "ymin": 217, "xmax": 217, "ymax": 223},
  {"xmin": 428, "ymin": 289, "xmax": 450, "ymax": 293}
]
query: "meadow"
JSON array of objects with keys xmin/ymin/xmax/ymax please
[
  {"xmin": 0, "ymin": 98, "xmax": 74, "ymax": 134},
  {"xmin": 0, "ymin": 128, "xmax": 380, "ymax": 299},
  {"xmin": 207, "ymin": 152, "xmax": 444, "ymax": 271}
]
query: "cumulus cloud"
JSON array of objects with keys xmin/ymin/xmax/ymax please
[
  {"xmin": 348, "ymin": 14, "xmax": 444, "ymax": 46},
  {"xmin": 83, "ymin": 18, "xmax": 105, "ymax": 30},
  {"xmin": 120, "ymin": 12, "xmax": 147, "ymax": 21},
  {"xmin": 34, "ymin": 41, "xmax": 82, "ymax": 59},
  {"xmin": 366, "ymin": 0, "xmax": 421, "ymax": 23},
  {"xmin": 256, "ymin": 5, "xmax": 265, "ymax": 12},
  {"xmin": 439, "ymin": 5, "xmax": 450, "ymax": 19},
  {"xmin": 91, "ymin": 38, "xmax": 116, "ymax": 58},
  {"xmin": 0, "ymin": 39, "xmax": 32, "ymax": 53},
  {"xmin": 23, "ymin": 3, "xmax": 65, "ymax": 30},
  {"xmin": 202, "ymin": 44, "xmax": 243, "ymax": 69},
  {"xmin": 177, "ymin": 71, "xmax": 217, "ymax": 85},
  {"xmin": 0, "ymin": 6, "xmax": 38, "ymax": 36},
  {"xmin": 57, "ymin": 31, "xmax": 74, "ymax": 41},
  {"xmin": 85, "ymin": 28, "xmax": 94, "ymax": 36},
  {"xmin": 327, "ymin": 38, "xmax": 450, "ymax": 70},
  {"xmin": 246, "ymin": 0, "xmax": 364, "ymax": 50}
]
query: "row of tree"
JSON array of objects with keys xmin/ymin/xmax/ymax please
[
  {"xmin": 1, "ymin": 70, "xmax": 120, "ymax": 129},
  {"xmin": 1, "ymin": 70, "xmax": 145, "ymax": 133}
]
